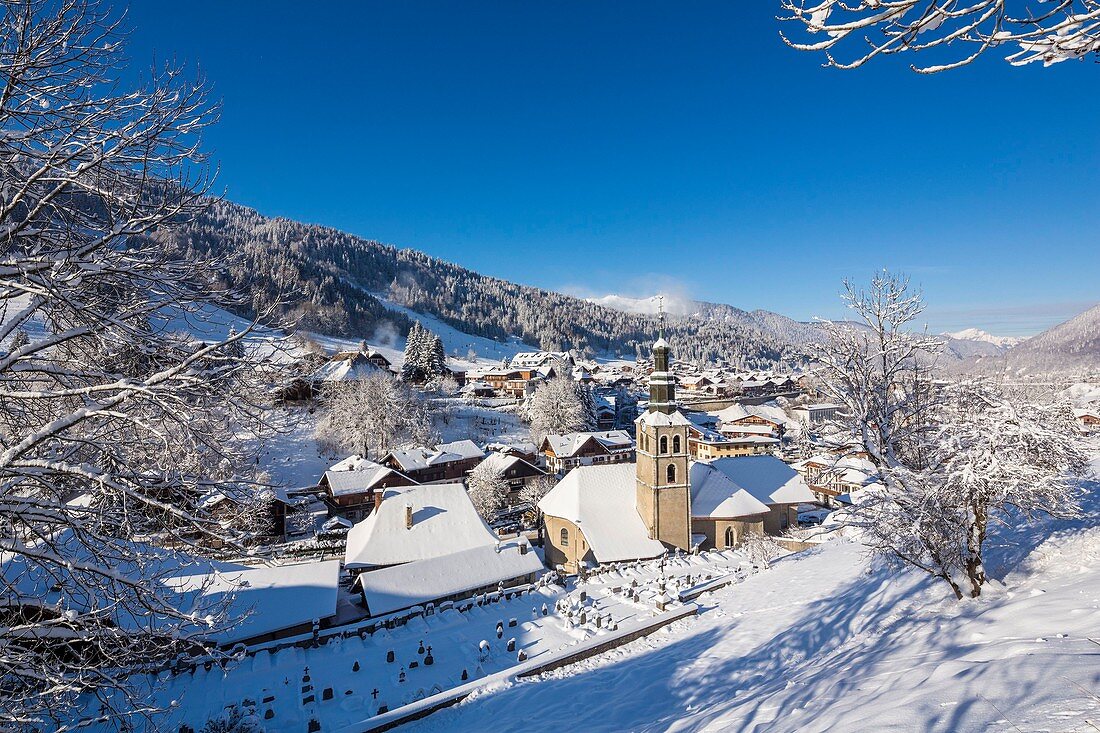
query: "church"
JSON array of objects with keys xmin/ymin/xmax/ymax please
[{"xmin": 538, "ymin": 331, "xmax": 814, "ymax": 573}]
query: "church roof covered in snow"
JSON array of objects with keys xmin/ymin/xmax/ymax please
[
  {"xmin": 537, "ymin": 463, "xmax": 665, "ymax": 564},
  {"xmin": 344, "ymin": 483, "xmax": 498, "ymax": 569},
  {"xmin": 689, "ymin": 462, "xmax": 771, "ymax": 519},
  {"xmin": 356, "ymin": 538, "xmax": 543, "ymax": 617},
  {"xmin": 704, "ymin": 456, "xmax": 816, "ymax": 506}
]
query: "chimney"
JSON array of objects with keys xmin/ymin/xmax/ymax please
[
  {"xmin": 519, "ymin": 542, "xmax": 528, "ymax": 556},
  {"xmin": 405, "ymin": 503, "xmax": 413, "ymax": 530}
]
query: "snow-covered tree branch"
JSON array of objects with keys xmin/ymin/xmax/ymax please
[
  {"xmin": 778, "ymin": 0, "xmax": 1100, "ymax": 71},
  {"xmin": 0, "ymin": 1, "xmax": 292, "ymax": 729}
]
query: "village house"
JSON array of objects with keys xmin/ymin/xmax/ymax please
[
  {"xmin": 477, "ymin": 366, "xmax": 556, "ymax": 399},
  {"xmin": 343, "ymin": 483, "xmax": 542, "ymax": 617},
  {"xmin": 475, "ymin": 451, "xmax": 548, "ymax": 505},
  {"xmin": 311, "ymin": 350, "xmax": 388, "ymax": 388},
  {"xmin": 343, "ymin": 483, "xmax": 499, "ymax": 571},
  {"xmin": 714, "ymin": 403, "xmax": 789, "ymax": 438},
  {"xmin": 791, "ymin": 454, "xmax": 880, "ymax": 505},
  {"xmin": 381, "ymin": 439, "xmax": 486, "ymax": 484},
  {"xmin": 688, "ymin": 428, "xmax": 780, "ymax": 460},
  {"xmin": 792, "ymin": 403, "xmax": 844, "ymax": 428},
  {"xmin": 540, "ymin": 429, "xmax": 635, "ymax": 475},
  {"xmin": 1074, "ymin": 406, "xmax": 1100, "ymax": 431},
  {"xmin": 508, "ymin": 350, "xmax": 576, "ymax": 374},
  {"xmin": 318, "ymin": 455, "xmax": 418, "ymax": 521}
]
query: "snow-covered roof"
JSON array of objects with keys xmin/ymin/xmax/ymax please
[
  {"xmin": 689, "ymin": 463, "xmax": 771, "ymax": 519},
  {"xmin": 1073, "ymin": 407, "xmax": 1100, "ymax": 419},
  {"xmin": 323, "ymin": 463, "xmax": 410, "ymax": 497},
  {"xmin": 704, "ymin": 456, "xmax": 816, "ymax": 506},
  {"xmin": 543, "ymin": 430, "xmax": 634, "ymax": 458},
  {"xmin": 311, "ymin": 352, "xmax": 382, "ymax": 383},
  {"xmin": 714, "ymin": 403, "xmax": 791, "ymax": 428},
  {"xmin": 167, "ymin": 560, "xmax": 341, "ymax": 645},
  {"xmin": 652, "ymin": 337, "xmax": 670, "ymax": 350},
  {"xmin": 537, "ymin": 463, "xmax": 665, "ymax": 564},
  {"xmin": 477, "ymin": 451, "xmax": 545, "ymax": 476},
  {"xmin": 356, "ymin": 538, "xmax": 544, "ymax": 617},
  {"xmin": 484, "ymin": 440, "xmax": 538, "ymax": 456},
  {"xmin": 386, "ymin": 440, "xmax": 485, "ymax": 473},
  {"xmin": 344, "ymin": 483, "xmax": 498, "ymax": 569}
]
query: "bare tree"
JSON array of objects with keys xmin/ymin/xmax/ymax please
[
  {"xmin": 524, "ymin": 377, "xmax": 595, "ymax": 443},
  {"xmin": 0, "ymin": 1, "xmax": 289, "ymax": 729},
  {"xmin": 815, "ymin": 272, "xmax": 1085, "ymax": 599},
  {"xmin": 313, "ymin": 371, "xmax": 436, "ymax": 459},
  {"xmin": 466, "ymin": 459, "xmax": 510, "ymax": 520},
  {"xmin": 778, "ymin": 0, "xmax": 1100, "ymax": 72}
]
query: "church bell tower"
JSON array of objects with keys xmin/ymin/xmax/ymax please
[{"xmin": 635, "ymin": 298, "xmax": 692, "ymax": 550}]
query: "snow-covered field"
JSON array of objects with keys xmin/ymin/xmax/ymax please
[{"xmin": 400, "ymin": 448, "xmax": 1100, "ymax": 733}]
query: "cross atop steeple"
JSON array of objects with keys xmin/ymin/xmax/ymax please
[{"xmin": 657, "ymin": 294, "xmax": 665, "ymax": 339}]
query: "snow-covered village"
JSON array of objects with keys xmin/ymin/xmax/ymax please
[{"xmin": 3, "ymin": 2, "xmax": 1100, "ymax": 733}]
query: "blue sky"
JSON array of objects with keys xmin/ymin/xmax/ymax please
[{"xmin": 125, "ymin": 2, "xmax": 1098, "ymax": 336}]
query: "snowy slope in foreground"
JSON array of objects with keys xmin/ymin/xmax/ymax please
[{"xmin": 407, "ymin": 453, "xmax": 1100, "ymax": 733}]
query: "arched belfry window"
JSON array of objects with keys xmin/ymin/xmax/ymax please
[
  {"xmin": 672, "ymin": 435, "xmax": 681, "ymax": 453},
  {"xmin": 560, "ymin": 528, "xmax": 569, "ymax": 547},
  {"xmin": 666, "ymin": 463, "xmax": 676, "ymax": 483},
  {"xmin": 725, "ymin": 525, "xmax": 735, "ymax": 548},
  {"xmin": 659, "ymin": 436, "xmax": 668, "ymax": 454}
]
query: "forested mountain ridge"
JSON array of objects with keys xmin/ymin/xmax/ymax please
[{"xmin": 154, "ymin": 199, "xmax": 802, "ymax": 368}]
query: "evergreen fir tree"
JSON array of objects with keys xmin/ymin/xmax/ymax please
[
  {"xmin": 427, "ymin": 334, "xmax": 446, "ymax": 378},
  {"xmin": 401, "ymin": 322, "xmax": 425, "ymax": 382}
]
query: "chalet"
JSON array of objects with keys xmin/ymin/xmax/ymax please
[
  {"xmin": 319, "ymin": 455, "xmax": 418, "ymax": 521},
  {"xmin": 459, "ymin": 380, "xmax": 496, "ymax": 398},
  {"xmin": 364, "ymin": 348, "xmax": 392, "ymax": 371},
  {"xmin": 475, "ymin": 451, "xmax": 547, "ymax": 505},
  {"xmin": 484, "ymin": 440, "xmax": 540, "ymax": 463},
  {"xmin": 540, "ymin": 429, "xmax": 635, "ymax": 475},
  {"xmin": 1074, "ymin": 407, "xmax": 1100, "ymax": 431},
  {"xmin": 381, "ymin": 440, "xmax": 486, "ymax": 484},
  {"xmin": 688, "ymin": 429, "xmax": 780, "ymax": 460},
  {"xmin": 311, "ymin": 350, "xmax": 385, "ymax": 386},
  {"xmin": 714, "ymin": 403, "xmax": 788, "ymax": 438},
  {"xmin": 479, "ymin": 367, "xmax": 555, "ymax": 399},
  {"xmin": 509, "ymin": 351, "xmax": 575, "ymax": 373},
  {"xmin": 793, "ymin": 454, "xmax": 881, "ymax": 505},
  {"xmin": 792, "ymin": 403, "xmax": 844, "ymax": 427}
]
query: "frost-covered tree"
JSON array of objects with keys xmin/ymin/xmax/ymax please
[
  {"xmin": 466, "ymin": 459, "xmax": 510, "ymax": 519},
  {"xmin": 7, "ymin": 328, "xmax": 28, "ymax": 352},
  {"xmin": 314, "ymin": 371, "xmax": 435, "ymax": 459},
  {"xmin": 815, "ymin": 272, "xmax": 1085, "ymax": 599},
  {"xmin": 524, "ymin": 377, "xmax": 596, "ymax": 442},
  {"xmin": 401, "ymin": 321, "xmax": 426, "ymax": 382},
  {"xmin": 778, "ymin": 0, "xmax": 1100, "ymax": 72},
  {"xmin": 0, "ymin": 1, "xmax": 288, "ymax": 729}
]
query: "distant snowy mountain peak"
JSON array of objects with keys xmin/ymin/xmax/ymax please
[
  {"xmin": 942, "ymin": 328, "xmax": 1022, "ymax": 349},
  {"xmin": 587, "ymin": 293, "xmax": 698, "ymax": 317}
]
